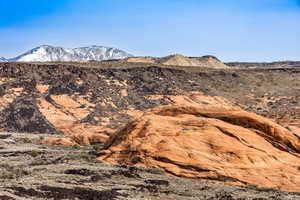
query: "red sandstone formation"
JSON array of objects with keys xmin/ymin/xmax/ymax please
[{"xmin": 98, "ymin": 104, "xmax": 300, "ymax": 192}]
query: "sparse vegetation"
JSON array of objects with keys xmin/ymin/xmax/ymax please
[
  {"xmin": 27, "ymin": 150, "xmax": 43, "ymax": 157},
  {"xmin": 0, "ymin": 164, "xmax": 30, "ymax": 179}
]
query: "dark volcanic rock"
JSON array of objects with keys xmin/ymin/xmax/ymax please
[
  {"xmin": 0, "ymin": 95, "xmax": 59, "ymax": 134},
  {"xmin": 0, "ymin": 62, "xmax": 300, "ymax": 136}
]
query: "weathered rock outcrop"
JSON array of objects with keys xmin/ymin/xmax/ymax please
[
  {"xmin": 1, "ymin": 62, "xmax": 300, "ymax": 138},
  {"xmin": 125, "ymin": 54, "xmax": 229, "ymax": 68},
  {"xmin": 37, "ymin": 92, "xmax": 234, "ymax": 146},
  {"xmin": 98, "ymin": 104, "xmax": 300, "ymax": 192},
  {"xmin": 159, "ymin": 54, "xmax": 229, "ymax": 68}
]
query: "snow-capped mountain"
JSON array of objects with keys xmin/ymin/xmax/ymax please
[
  {"xmin": 9, "ymin": 45, "xmax": 133, "ymax": 62},
  {"xmin": 0, "ymin": 57, "xmax": 7, "ymax": 62}
]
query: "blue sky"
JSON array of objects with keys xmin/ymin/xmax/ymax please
[{"xmin": 0, "ymin": 0, "xmax": 299, "ymax": 61}]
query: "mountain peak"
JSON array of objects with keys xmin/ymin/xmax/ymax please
[{"xmin": 9, "ymin": 45, "xmax": 133, "ymax": 62}]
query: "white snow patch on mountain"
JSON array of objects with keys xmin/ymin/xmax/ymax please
[{"xmin": 9, "ymin": 45, "xmax": 133, "ymax": 62}]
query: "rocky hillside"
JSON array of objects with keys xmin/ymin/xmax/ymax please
[
  {"xmin": 1, "ymin": 62, "xmax": 300, "ymax": 134},
  {"xmin": 1, "ymin": 62, "xmax": 300, "ymax": 198},
  {"xmin": 125, "ymin": 54, "xmax": 229, "ymax": 68}
]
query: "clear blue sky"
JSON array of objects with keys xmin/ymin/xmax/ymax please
[{"xmin": 0, "ymin": 0, "xmax": 300, "ymax": 61}]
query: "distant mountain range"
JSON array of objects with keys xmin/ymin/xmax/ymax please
[{"xmin": 0, "ymin": 45, "xmax": 133, "ymax": 62}]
